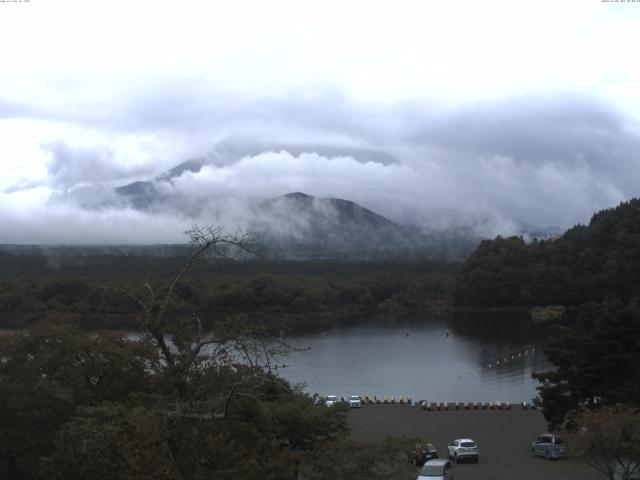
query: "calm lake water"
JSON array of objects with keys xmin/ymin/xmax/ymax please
[
  {"xmin": 274, "ymin": 313, "xmax": 553, "ymax": 403},
  {"xmin": 1, "ymin": 312, "xmax": 553, "ymax": 403}
]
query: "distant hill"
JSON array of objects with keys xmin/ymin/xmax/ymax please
[
  {"xmin": 453, "ymin": 198, "xmax": 640, "ymax": 306},
  {"xmin": 0, "ymin": 192, "xmax": 481, "ymax": 261},
  {"xmin": 251, "ymin": 192, "xmax": 429, "ymax": 259}
]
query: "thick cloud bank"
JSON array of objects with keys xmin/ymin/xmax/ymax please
[{"xmin": 1, "ymin": 93, "xmax": 639, "ymax": 244}]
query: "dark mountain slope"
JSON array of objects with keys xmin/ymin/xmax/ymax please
[{"xmin": 251, "ymin": 192, "xmax": 429, "ymax": 259}]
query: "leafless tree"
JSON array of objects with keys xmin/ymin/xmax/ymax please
[{"xmin": 114, "ymin": 225, "xmax": 299, "ymax": 408}]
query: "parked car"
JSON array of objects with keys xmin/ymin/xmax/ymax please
[
  {"xmin": 531, "ymin": 434, "xmax": 567, "ymax": 460},
  {"xmin": 411, "ymin": 442, "xmax": 439, "ymax": 466},
  {"xmin": 348, "ymin": 395, "xmax": 362, "ymax": 408},
  {"xmin": 325, "ymin": 395, "xmax": 338, "ymax": 407},
  {"xmin": 447, "ymin": 438, "xmax": 479, "ymax": 463},
  {"xmin": 417, "ymin": 459, "xmax": 453, "ymax": 480}
]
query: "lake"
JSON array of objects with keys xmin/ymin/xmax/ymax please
[
  {"xmin": 0, "ymin": 312, "xmax": 553, "ymax": 403},
  {"xmin": 274, "ymin": 312, "xmax": 553, "ymax": 403}
]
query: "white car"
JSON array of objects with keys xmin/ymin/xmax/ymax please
[
  {"xmin": 348, "ymin": 395, "xmax": 362, "ymax": 408},
  {"xmin": 417, "ymin": 459, "xmax": 453, "ymax": 480},
  {"xmin": 325, "ymin": 395, "xmax": 338, "ymax": 407},
  {"xmin": 447, "ymin": 438, "xmax": 479, "ymax": 463}
]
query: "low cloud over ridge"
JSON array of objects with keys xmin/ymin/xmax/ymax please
[{"xmin": 1, "ymin": 92, "xmax": 639, "ymax": 244}]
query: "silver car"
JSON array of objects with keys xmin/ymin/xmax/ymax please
[
  {"xmin": 531, "ymin": 434, "xmax": 567, "ymax": 460},
  {"xmin": 417, "ymin": 459, "xmax": 453, "ymax": 480},
  {"xmin": 447, "ymin": 438, "xmax": 479, "ymax": 463},
  {"xmin": 348, "ymin": 395, "xmax": 362, "ymax": 408}
]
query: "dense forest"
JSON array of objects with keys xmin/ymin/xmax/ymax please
[
  {"xmin": 0, "ymin": 254, "xmax": 455, "ymax": 332},
  {"xmin": 453, "ymin": 198, "xmax": 640, "ymax": 307},
  {"xmin": 0, "ymin": 228, "xmax": 422, "ymax": 480},
  {"xmin": 4, "ymin": 198, "xmax": 640, "ymax": 330}
]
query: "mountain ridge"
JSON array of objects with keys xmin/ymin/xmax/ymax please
[{"xmin": 251, "ymin": 191, "xmax": 427, "ymax": 259}]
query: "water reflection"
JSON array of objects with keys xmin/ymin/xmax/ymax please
[
  {"xmin": 275, "ymin": 313, "xmax": 552, "ymax": 402},
  {"xmin": 1, "ymin": 313, "xmax": 551, "ymax": 403}
]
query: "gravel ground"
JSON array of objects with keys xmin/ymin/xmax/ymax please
[{"xmin": 347, "ymin": 404, "xmax": 604, "ymax": 480}]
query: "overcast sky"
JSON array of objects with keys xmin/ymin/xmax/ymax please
[{"xmin": 1, "ymin": 0, "xmax": 639, "ymax": 243}]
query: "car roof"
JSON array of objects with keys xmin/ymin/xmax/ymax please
[
  {"xmin": 425, "ymin": 459, "xmax": 448, "ymax": 466},
  {"xmin": 416, "ymin": 443, "xmax": 436, "ymax": 449},
  {"xmin": 456, "ymin": 438, "xmax": 475, "ymax": 442}
]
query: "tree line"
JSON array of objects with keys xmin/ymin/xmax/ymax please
[
  {"xmin": 453, "ymin": 198, "xmax": 640, "ymax": 307},
  {"xmin": 0, "ymin": 255, "xmax": 455, "ymax": 332}
]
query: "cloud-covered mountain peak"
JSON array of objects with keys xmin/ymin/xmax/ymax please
[
  {"xmin": 251, "ymin": 192, "xmax": 449, "ymax": 259},
  {"xmin": 258, "ymin": 191, "xmax": 399, "ymax": 230}
]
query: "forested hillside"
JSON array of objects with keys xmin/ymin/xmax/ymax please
[
  {"xmin": 452, "ymin": 199, "xmax": 640, "ymax": 430},
  {"xmin": 0, "ymin": 257, "xmax": 455, "ymax": 331},
  {"xmin": 453, "ymin": 198, "xmax": 640, "ymax": 307}
]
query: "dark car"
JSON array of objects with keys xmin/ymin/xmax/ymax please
[{"xmin": 411, "ymin": 442, "xmax": 439, "ymax": 466}]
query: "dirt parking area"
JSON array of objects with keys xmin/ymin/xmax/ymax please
[{"xmin": 348, "ymin": 404, "xmax": 604, "ymax": 480}]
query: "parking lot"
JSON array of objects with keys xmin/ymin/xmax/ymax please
[{"xmin": 347, "ymin": 404, "xmax": 604, "ymax": 480}]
